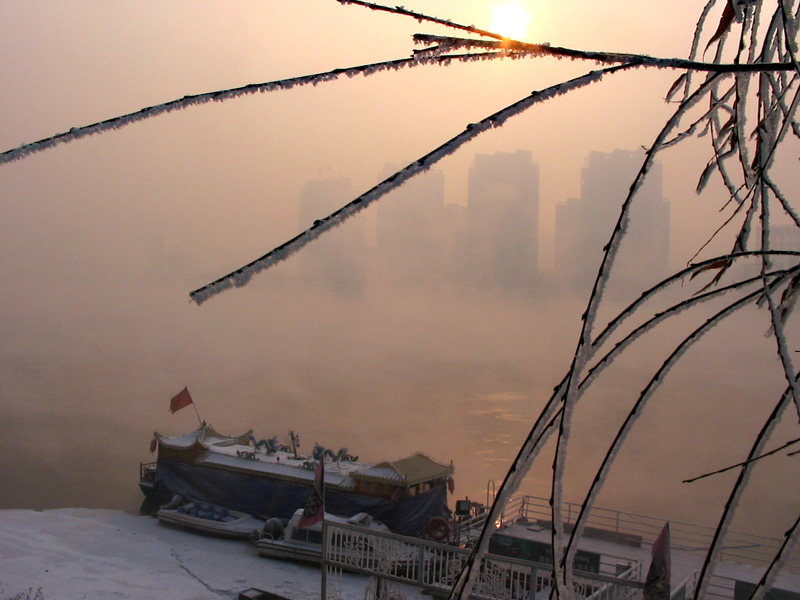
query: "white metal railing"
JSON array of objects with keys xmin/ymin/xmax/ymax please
[
  {"xmin": 585, "ymin": 563, "xmax": 642, "ymax": 600},
  {"xmin": 499, "ymin": 496, "xmax": 800, "ymax": 573},
  {"xmin": 670, "ymin": 572, "xmax": 698, "ymax": 600},
  {"xmin": 697, "ymin": 573, "xmax": 800, "ymax": 600},
  {"xmin": 318, "ymin": 495, "xmax": 800, "ymax": 599},
  {"xmin": 703, "ymin": 575, "xmax": 737, "ymax": 600},
  {"xmin": 322, "ymin": 521, "xmax": 645, "ymax": 600}
]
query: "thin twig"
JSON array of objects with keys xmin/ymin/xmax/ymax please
[{"xmin": 685, "ymin": 436, "xmax": 800, "ymax": 483}]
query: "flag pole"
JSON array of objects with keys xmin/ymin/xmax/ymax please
[
  {"xmin": 191, "ymin": 396, "xmax": 203, "ymax": 426},
  {"xmin": 297, "ymin": 458, "xmax": 326, "ymax": 598},
  {"xmin": 320, "ymin": 461, "xmax": 327, "ymax": 600}
]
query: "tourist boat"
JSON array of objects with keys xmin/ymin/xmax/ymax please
[
  {"xmin": 252, "ymin": 508, "xmax": 392, "ymax": 565},
  {"xmin": 139, "ymin": 422, "xmax": 455, "ymax": 536},
  {"xmin": 156, "ymin": 500, "xmax": 265, "ymax": 539}
]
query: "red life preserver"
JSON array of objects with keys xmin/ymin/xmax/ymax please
[
  {"xmin": 149, "ymin": 438, "xmax": 157, "ymax": 453},
  {"xmin": 427, "ymin": 516, "xmax": 450, "ymax": 542}
]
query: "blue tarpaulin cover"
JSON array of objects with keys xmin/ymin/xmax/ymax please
[{"xmin": 156, "ymin": 459, "xmax": 449, "ymax": 535}]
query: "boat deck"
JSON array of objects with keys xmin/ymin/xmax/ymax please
[{"xmin": 313, "ymin": 496, "xmax": 800, "ymax": 599}]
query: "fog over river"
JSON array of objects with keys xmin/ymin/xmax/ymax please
[
  {"xmin": 2, "ymin": 261, "xmax": 797, "ymax": 543},
  {"xmin": 1, "ymin": 0, "xmax": 799, "ymax": 553}
]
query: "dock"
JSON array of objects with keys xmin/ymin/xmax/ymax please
[{"xmin": 317, "ymin": 495, "xmax": 800, "ymax": 600}]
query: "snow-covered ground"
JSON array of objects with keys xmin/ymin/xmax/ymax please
[
  {"xmin": 5, "ymin": 508, "xmax": 800, "ymax": 600},
  {"xmin": 0, "ymin": 509, "xmax": 366, "ymax": 600}
]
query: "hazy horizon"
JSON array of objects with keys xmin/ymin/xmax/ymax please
[{"xmin": 2, "ymin": 0, "xmax": 799, "ymax": 548}]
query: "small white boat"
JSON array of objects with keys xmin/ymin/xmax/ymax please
[
  {"xmin": 157, "ymin": 501, "xmax": 264, "ymax": 539},
  {"xmin": 253, "ymin": 508, "xmax": 393, "ymax": 566}
]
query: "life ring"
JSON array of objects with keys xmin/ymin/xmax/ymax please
[{"xmin": 427, "ymin": 516, "xmax": 450, "ymax": 542}]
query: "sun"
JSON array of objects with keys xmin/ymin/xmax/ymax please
[{"xmin": 490, "ymin": 1, "xmax": 531, "ymax": 40}]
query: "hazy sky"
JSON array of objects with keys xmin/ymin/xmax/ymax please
[{"xmin": 1, "ymin": 0, "xmax": 799, "ymax": 541}]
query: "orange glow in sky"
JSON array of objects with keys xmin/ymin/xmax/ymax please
[
  {"xmin": 1, "ymin": 1, "xmax": 797, "ymax": 538},
  {"xmin": 490, "ymin": 1, "xmax": 531, "ymax": 40}
]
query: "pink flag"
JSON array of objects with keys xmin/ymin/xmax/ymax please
[
  {"xmin": 644, "ymin": 523, "xmax": 671, "ymax": 600},
  {"xmin": 169, "ymin": 387, "xmax": 193, "ymax": 414},
  {"xmin": 298, "ymin": 460, "xmax": 324, "ymax": 528}
]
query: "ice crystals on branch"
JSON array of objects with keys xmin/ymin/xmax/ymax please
[
  {"xmin": 0, "ymin": 52, "xmax": 506, "ymax": 167},
  {"xmin": 2, "ymin": 1, "xmax": 800, "ymax": 599},
  {"xmin": 188, "ymin": 64, "xmax": 625, "ymax": 305}
]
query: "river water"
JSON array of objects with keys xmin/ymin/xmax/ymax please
[{"xmin": 2, "ymin": 267, "xmax": 798, "ymax": 542}]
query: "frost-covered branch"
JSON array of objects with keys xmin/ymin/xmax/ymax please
[
  {"xmin": 562, "ymin": 280, "xmax": 779, "ymax": 580},
  {"xmin": 758, "ymin": 128, "xmax": 800, "ymax": 419},
  {"xmin": 3, "ymin": 0, "xmax": 798, "ymax": 596},
  {"xmin": 0, "ymin": 51, "xmax": 504, "ymax": 167},
  {"xmin": 447, "ymin": 381, "xmax": 567, "ymax": 600},
  {"xmin": 550, "ymin": 71, "xmax": 726, "ymax": 594},
  {"xmin": 190, "ymin": 63, "xmax": 635, "ymax": 305},
  {"xmin": 693, "ymin": 369, "xmax": 800, "ymax": 599},
  {"xmin": 414, "ymin": 34, "xmax": 800, "ymax": 72},
  {"xmin": 751, "ymin": 511, "xmax": 800, "ymax": 600},
  {"xmin": 585, "ymin": 257, "xmax": 800, "ymax": 388}
]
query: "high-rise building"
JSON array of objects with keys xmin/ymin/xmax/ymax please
[
  {"xmin": 376, "ymin": 166, "xmax": 446, "ymax": 284},
  {"xmin": 555, "ymin": 149, "xmax": 670, "ymax": 290},
  {"xmin": 297, "ymin": 177, "xmax": 366, "ymax": 293},
  {"xmin": 466, "ymin": 150, "xmax": 539, "ymax": 289}
]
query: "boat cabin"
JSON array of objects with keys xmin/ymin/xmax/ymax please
[{"xmin": 140, "ymin": 423, "xmax": 454, "ymax": 536}]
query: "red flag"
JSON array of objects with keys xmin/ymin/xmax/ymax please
[
  {"xmin": 644, "ymin": 523, "xmax": 671, "ymax": 600},
  {"xmin": 169, "ymin": 387, "xmax": 193, "ymax": 414},
  {"xmin": 298, "ymin": 460, "xmax": 324, "ymax": 528}
]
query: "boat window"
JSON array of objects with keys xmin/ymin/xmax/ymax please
[
  {"xmin": 291, "ymin": 528, "xmax": 323, "ymax": 544},
  {"xmin": 307, "ymin": 530, "xmax": 322, "ymax": 544}
]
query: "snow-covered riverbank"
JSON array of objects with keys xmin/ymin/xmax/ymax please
[{"xmin": 0, "ymin": 509, "xmax": 365, "ymax": 600}]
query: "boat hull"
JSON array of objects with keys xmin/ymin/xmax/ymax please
[
  {"xmin": 255, "ymin": 539, "xmax": 323, "ymax": 564},
  {"xmin": 157, "ymin": 503, "xmax": 264, "ymax": 539},
  {"xmin": 154, "ymin": 458, "xmax": 449, "ymax": 535}
]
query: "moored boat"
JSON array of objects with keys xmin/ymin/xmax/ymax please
[
  {"xmin": 252, "ymin": 508, "xmax": 399, "ymax": 567},
  {"xmin": 140, "ymin": 423, "xmax": 455, "ymax": 536},
  {"xmin": 157, "ymin": 500, "xmax": 264, "ymax": 539}
]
